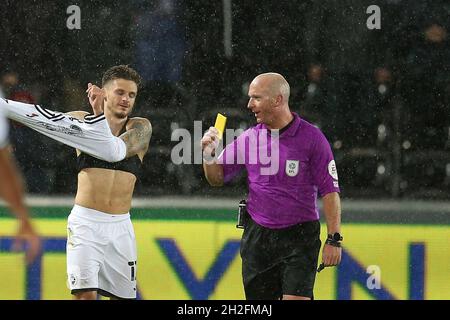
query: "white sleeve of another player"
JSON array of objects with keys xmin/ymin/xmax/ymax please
[
  {"xmin": 0, "ymin": 98, "xmax": 126, "ymax": 162},
  {"xmin": 0, "ymin": 107, "xmax": 9, "ymax": 149}
]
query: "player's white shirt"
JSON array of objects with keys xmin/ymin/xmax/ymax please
[
  {"xmin": 0, "ymin": 98, "xmax": 126, "ymax": 162},
  {"xmin": 0, "ymin": 101, "xmax": 9, "ymax": 148}
]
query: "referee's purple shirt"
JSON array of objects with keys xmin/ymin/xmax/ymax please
[{"xmin": 218, "ymin": 112, "xmax": 340, "ymax": 229}]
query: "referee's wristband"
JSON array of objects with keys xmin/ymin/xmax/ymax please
[{"xmin": 325, "ymin": 239, "xmax": 342, "ymax": 247}]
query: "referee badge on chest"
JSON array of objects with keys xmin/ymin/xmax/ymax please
[{"xmin": 286, "ymin": 160, "xmax": 299, "ymax": 177}]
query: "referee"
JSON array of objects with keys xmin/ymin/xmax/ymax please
[{"xmin": 201, "ymin": 73, "xmax": 342, "ymax": 300}]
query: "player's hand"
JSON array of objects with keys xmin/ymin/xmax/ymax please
[
  {"xmin": 321, "ymin": 243, "xmax": 342, "ymax": 268},
  {"xmin": 12, "ymin": 219, "xmax": 42, "ymax": 265},
  {"xmin": 201, "ymin": 127, "xmax": 220, "ymax": 158},
  {"xmin": 86, "ymin": 83, "xmax": 105, "ymax": 116}
]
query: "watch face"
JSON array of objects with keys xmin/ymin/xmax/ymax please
[{"xmin": 333, "ymin": 233, "xmax": 342, "ymax": 241}]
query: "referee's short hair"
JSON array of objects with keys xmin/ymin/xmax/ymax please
[{"xmin": 102, "ymin": 65, "xmax": 142, "ymax": 89}]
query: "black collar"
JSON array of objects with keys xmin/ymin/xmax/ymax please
[{"xmin": 270, "ymin": 116, "xmax": 295, "ymax": 136}]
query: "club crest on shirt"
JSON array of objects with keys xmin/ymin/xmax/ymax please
[
  {"xmin": 69, "ymin": 274, "xmax": 77, "ymax": 286},
  {"xmin": 286, "ymin": 160, "xmax": 299, "ymax": 177}
]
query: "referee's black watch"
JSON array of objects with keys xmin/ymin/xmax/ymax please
[
  {"xmin": 325, "ymin": 233, "xmax": 343, "ymax": 247},
  {"xmin": 327, "ymin": 232, "xmax": 343, "ymax": 242}
]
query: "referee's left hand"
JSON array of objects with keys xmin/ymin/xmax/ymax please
[{"xmin": 321, "ymin": 243, "xmax": 342, "ymax": 268}]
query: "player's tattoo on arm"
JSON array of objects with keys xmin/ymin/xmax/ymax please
[{"xmin": 120, "ymin": 118, "xmax": 152, "ymax": 158}]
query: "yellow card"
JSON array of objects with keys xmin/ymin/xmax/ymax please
[{"xmin": 214, "ymin": 113, "xmax": 227, "ymax": 139}]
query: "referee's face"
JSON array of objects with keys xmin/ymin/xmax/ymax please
[
  {"xmin": 104, "ymin": 79, "xmax": 138, "ymax": 119},
  {"xmin": 247, "ymin": 78, "xmax": 276, "ymax": 126}
]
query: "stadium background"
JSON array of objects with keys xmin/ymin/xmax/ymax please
[{"xmin": 0, "ymin": 0, "xmax": 449, "ymax": 299}]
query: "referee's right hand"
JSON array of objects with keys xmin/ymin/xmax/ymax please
[{"xmin": 201, "ymin": 127, "xmax": 219, "ymax": 156}]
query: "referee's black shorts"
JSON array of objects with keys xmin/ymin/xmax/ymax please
[{"xmin": 240, "ymin": 216, "xmax": 321, "ymax": 300}]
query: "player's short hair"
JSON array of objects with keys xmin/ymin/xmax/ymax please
[{"xmin": 102, "ymin": 65, "xmax": 142, "ymax": 89}]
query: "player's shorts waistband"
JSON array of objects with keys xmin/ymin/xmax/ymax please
[{"xmin": 70, "ymin": 204, "xmax": 130, "ymax": 223}]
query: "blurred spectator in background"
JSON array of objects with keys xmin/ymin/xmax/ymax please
[
  {"xmin": 62, "ymin": 1, "xmax": 134, "ymax": 84},
  {"xmin": 0, "ymin": 0, "xmax": 447, "ymax": 198},
  {"xmin": 366, "ymin": 67, "xmax": 395, "ymax": 149},
  {"xmin": 395, "ymin": 0, "xmax": 450, "ymax": 150},
  {"xmin": 130, "ymin": 0, "xmax": 196, "ymax": 195},
  {"xmin": 1, "ymin": 70, "xmax": 35, "ymax": 103},
  {"xmin": 233, "ymin": 0, "xmax": 308, "ymax": 104},
  {"xmin": 0, "ymin": 1, "xmax": 65, "ymax": 107},
  {"xmin": 304, "ymin": 0, "xmax": 396, "ymax": 149},
  {"xmin": 133, "ymin": 0, "xmax": 187, "ymax": 111},
  {"xmin": 298, "ymin": 64, "xmax": 329, "ymax": 131}
]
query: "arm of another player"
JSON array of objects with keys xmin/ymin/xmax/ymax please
[{"xmin": 0, "ymin": 148, "xmax": 41, "ymax": 264}]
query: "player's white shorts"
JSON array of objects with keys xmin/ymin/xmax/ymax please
[{"xmin": 66, "ymin": 205, "xmax": 137, "ymax": 299}]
